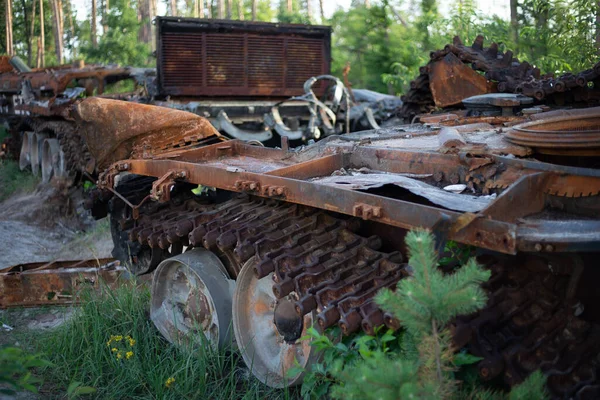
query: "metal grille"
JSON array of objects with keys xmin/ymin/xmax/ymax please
[
  {"xmin": 157, "ymin": 18, "xmax": 331, "ymax": 97},
  {"xmin": 286, "ymin": 38, "xmax": 325, "ymax": 89},
  {"xmin": 206, "ymin": 34, "xmax": 245, "ymax": 87},
  {"xmin": 161, "ymin": 32, "xmax": 203, "ymax": 88},
  {"xmin": 248, "ymin": 36, "xmax": 285, "ymax": 88}
]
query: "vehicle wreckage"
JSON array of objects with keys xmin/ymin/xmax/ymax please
[{"xmin": 1, "ymin": 26, "xmax": 600, "ymax": 398}]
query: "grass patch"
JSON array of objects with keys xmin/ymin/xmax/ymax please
[
  {"xmin": 37, "ymin": 281, "xmax": 288, "ymax": 399},
  {"xmin": 0, "ymin": 159, "xmax": 39, "ymax": 202}
]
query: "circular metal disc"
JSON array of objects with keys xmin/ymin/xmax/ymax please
[
  {"xmin": 31, "ymin": 133, "xmax": 48, "ymax": 177},
  {"xmin": 151, "ymin": 248, "xmax": 235, "ymax": 349},
  {"xmin": 19, "ymin": 131, "xmax": 33, "ymax": 171},
  {"xmin": 233, "ymin": 257, "xmax": 319, "ymax": 388}
]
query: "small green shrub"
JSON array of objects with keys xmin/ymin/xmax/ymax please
[{"xmin": 0, "ymin": 346, "xmax": 51, "ymax": 395}]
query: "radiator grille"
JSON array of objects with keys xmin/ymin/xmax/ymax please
[{"xmin": 158, "ymin": 21, "xmax": 330, "ymax": 97}]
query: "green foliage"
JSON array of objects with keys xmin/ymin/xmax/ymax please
[
  {"xmin": 37, "ymin": 281, "xmax": 279, "ymax": 399},
  {"xmin": 80, "ymin": 0, "xmax": 151, "ymax": 67},
  {"xmin": 0, "ymin": 159, "xmax": 39, "ymax": 201},
  {"xmin": 0, "ymin": 346, "xmax": 51, "ymax": 395},
  {"xmin": 66, "ymin": 381, "xmax": 97, "ymax": 399},
  {"xmin": 312, "ymin": 230, "xmax": 491, "ymax": 399},
  {"xmin": 293, "ymin": 325, "xmax": 412, "ymax": 399},
  {"xmin": 508, "ymin": 371, "xmax": 549, "ymax": 400},
  {"xmin": 377, "ymin": 230, "xmax": 490, "ymax": 336}
]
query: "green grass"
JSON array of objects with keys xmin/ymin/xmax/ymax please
[
  {"xmin": 37, "ymin": 281, "xmax": 290, "ymax": 399},
  {"xmin": 0, "ymin": 159, "xmax": 39, "ymax": 202}
]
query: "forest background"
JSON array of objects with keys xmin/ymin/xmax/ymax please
[{"xmin": 1, "ymin": 0, "xmax": 599, "ymax": 96}]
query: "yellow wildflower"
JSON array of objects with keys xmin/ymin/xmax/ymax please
[
  {"xmin": 114, "ymin": 335, "xmax": 123, "ymax": 342},
  {"xmin": 111, "ymin": 348, "xmax": 118, "ymax": 353},
  {"xmin": 165, "ymin": 377, "xmax": 175, "ymax": 388},
  {"xmin": 128, "ymin": 338, "xmax": 136, "ymax": 347},
  {"xmin": 116, "ymin": 352, "xmax": 123, "ymax": 359},
  {"xmin": 126, "ymin": 351, "xmax": 134, "ymax": 360}
]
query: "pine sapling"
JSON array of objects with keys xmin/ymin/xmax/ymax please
[{"xmin": 376, "ymin": 229, "xmax": 491, "ymax": 397}]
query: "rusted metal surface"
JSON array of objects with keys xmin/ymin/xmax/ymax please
[
  {"xmin": 156, "ymin": 17, "xmax": 331, "ymax": 98},
  {"xmin": 399, "ymin": 35, "xmax": 600, "ymax": 120},
  {"xmin": 100, "ymin": 116, "xmax": 600, "ymax": 394},
  {"xmin": 150, "ymin": 248, "xmax": 235, "ymax": 348},
  {"xmin": 453, "ymin": 255, "xmax": 600, "ymax": 399},
  {"xmin": 428, "ymin": 52, "xmax": 491, "ymax": 108},
  {"xmin": 233, "ymin": 257, "xmax": 319, "ymax": 387},
  {"xmin": 71, "ymin": 98, "xmax": 224, "ymax": 170},
  {"xmin": 505, "ymin": 111, "xmax": 600, "ymax": 155},
  {"xmin": 0, "ymin": 259, "xmax": 124, "ymax": 308},
  {"xmin": 99, "ymin": 133, "xmax": 600, "ymax": 256}
]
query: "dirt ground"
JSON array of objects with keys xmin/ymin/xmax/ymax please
[
  {"xmin": 0, "ymin": 184, "xmax": 113, "ymax": 268},
  {"xmin": 0, "ymin": 185, "xmax": 114, "ymax": 399}
]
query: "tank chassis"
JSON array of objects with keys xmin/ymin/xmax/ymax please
[{"xmin": 97, "ymin": 111, "xmax": 600, "ymax": 394}]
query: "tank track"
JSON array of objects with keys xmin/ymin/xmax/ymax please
[
  {"xmin": 399, "ymin": 35, "xmax": 600, "ymax": 120},
  {"xmin": 113, "ymin": 193, "xmax": 600, "ymax": 396},
  {"xmin": 454, "ymin": 255, "xmax": 600, "ymax": 399}
]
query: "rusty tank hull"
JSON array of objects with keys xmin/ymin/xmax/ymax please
[{"xmin": 97, "ymin": 103, "xmax": 600, "ymax": 396}]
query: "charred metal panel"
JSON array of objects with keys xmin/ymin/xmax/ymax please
[{"xmin": 156, "ymin": 17, "xmax": 331, "ymax": 98}]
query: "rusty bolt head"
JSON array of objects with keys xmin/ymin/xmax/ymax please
[
  {"xmin": 545, "ymin": 244, "xmax": 554, "ymax": 252},
  {"xmin": 534, "ymin": 243, "xmax": 543, "ymax": 252},
  {"xmin": 276, "ymin": 187, "xmax": 284, "ymax": 196},
  {"xmin": 249, "ymin": 182, "xmax": 257, "ymax": 191},
  {"xmin": 177, "ymin": 171, "xmax": 187, "ymax": 178}
]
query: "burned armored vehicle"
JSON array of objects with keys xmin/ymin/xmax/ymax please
[{"xmin": 97, "ymin": 99, "xmax": 600, "ymax": 397}]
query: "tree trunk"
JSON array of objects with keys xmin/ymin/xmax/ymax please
[
  {"xmin": 510, "ymin": 0, "xmax": 518, "ymax": 48},
  {"xmin": 150, "ymin": 0, "xmax": 157, "ymax": 51},
  {"xmin": 319, "ymin": 0, "xmax": 324, "ymax": 22},
  {"xmin": 596, "ymin": 0, "xmax": 600, "ymax": 54},
  {"xmin": 36, "ymin": 37, "xmax": 42, "ymax": 68},
  {"xmin": 102, "ymin": 0, "xmax": 109, "ymax": 34},
  {"xmin": 251, "ymin": 0, "xmax": 256, "ymax": 20},
  {"xmin": 64, "ymin": 0, "xmax": 76, "ymax": 57},
  {"xmin": 29, "ymin": 0, "xmax": 36, "ymax": 65},
  {"xmin": 365, "ymin": 0, "xmax": 370, "ymax": 7},
  {"xmin": 5, "ymin": 0, "xmax": 13, "ymax": 56},
  {"xmin": 226, "ymin": 0, "xmax": 231, "ymax": 18},
  {"xmin": 287, "ymin": 0, "xmax": 292, "ymax": 12},
  {"xmin": 237, "ymin": 0, "xmax": 243, "ymax": 19},
  {"xmin": 170, "ymin": 0, "xmax": 176, "ymax": 15},
  {"xmin": 138, "ymin": 0, "xmax": 151, "ymax": 43},
  {"xmin": 39, "ymin": 0, "xmax": 45, "ymax": 66},
  {"xmin": 217, "ymin": 0, "xmax": 223, "ymax": 18},
  {"xmin": 51, "ymin": 0, "xmax": 64, "ymax": 64},
  {"xmin": 306, "ymin": 0, "xmax": 311, "ymax": 21},
  {"xmin": 91, "ymin": 0, "xmax": 97, "ymax": 48},
  {"xmin": 19, "ymin": 0, "xmax": 31, "ymax": 65}
]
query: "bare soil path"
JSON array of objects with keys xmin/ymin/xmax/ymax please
[{"xmin": 0, "ymin": 184, "xmax": 113, "ymax": 268}]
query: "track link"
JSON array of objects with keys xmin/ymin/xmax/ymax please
[
  {"xmin": 453, "ymin": 255, "xmax": 600, "ymax": 399},
  {"xmin": 399, "ymin": 35, "xmax": 600, "ymax": 120},
  {"xmin": 114, "ymin": 194, "xmax": 600, "ymax": 396}
]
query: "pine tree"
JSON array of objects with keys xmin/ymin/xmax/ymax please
[
  {"xmin": 376, "ymin": 229, "xmax": 490, "ymax": 397},
  {"xmin": 331, "ymin": 229, "xmax": 491, "ymax": 399}
]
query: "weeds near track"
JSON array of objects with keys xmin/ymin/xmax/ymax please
[{"xmin": 38, "ymin": 281, "xmax": 285, "ymax": 399}]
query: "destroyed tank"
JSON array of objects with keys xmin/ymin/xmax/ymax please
[
  {"xmin": 2, "ymin": 18, "xmax": 396, "ymax": 192},
  {"xmin": 97, "ymin": 91, "xmax": 600, "ymax": 400},
  {"xmin": 90, "ymin": 37, "xmax": 600, "ymax": 397},
  {"xmin": 4, "ymin": 34, "xmax": 600, "ymax": 397}
]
